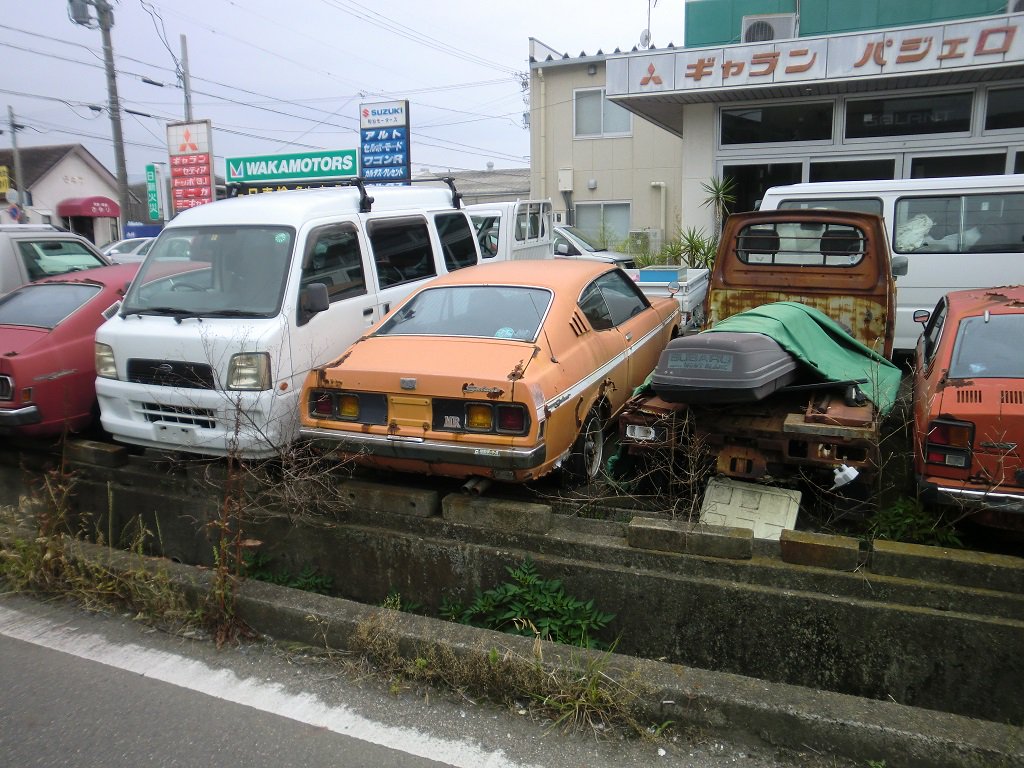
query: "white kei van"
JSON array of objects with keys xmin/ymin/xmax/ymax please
[
  {"xmin": 466, "ymin": 200, "xmax": 554, "ymax": 262},
  {"xmin": 758, "ymin": 175, "xmax": 1024, "ymax": 354},
  {"xmin": 95, "ymin": 181, "xmax": 481, "ymax": 458}
]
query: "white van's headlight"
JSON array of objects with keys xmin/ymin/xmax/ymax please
[
  {"xmin": 95, "ymin": 343, "xmax": 118, "ymax": 379},
  {"xmin": 227, "ymin": 352, "xmax": 271, "ymax": 391}
]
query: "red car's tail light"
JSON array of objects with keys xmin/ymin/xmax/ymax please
[
  {"xmin": 925, "ymin": 418, "xmax": 974, "ymax": 468},
  {"xmin": 496, "ymin": 404, "xmax": 527, "ymax": 434}
]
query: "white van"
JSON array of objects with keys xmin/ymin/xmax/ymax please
[
  {"xmin": 758, "ymin": 175, "xmax": 1024, "ymax": 353},
  {"xmin": 95, "ymin": 182, "xmax": 480, "ymax": 458},
  {"xmin": 466, "ymin": 200, "xmax": 553, "ymax": 262}
]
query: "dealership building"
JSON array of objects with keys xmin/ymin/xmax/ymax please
[{"xmin": 528, "ymin": 0, "xmax": 1024, "ymax": 246}]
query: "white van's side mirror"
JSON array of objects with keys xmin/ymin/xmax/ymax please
[
  {"xmin": 891, "ymin": 255, "xmax": 909, "ymax": 277},
  {"xmin": 298, "ymin": 282, "xmax": 330, "ymax": 325},
  {"xmin": 556, "ymin": 243, "xmax": 570, "ymax": 255}
]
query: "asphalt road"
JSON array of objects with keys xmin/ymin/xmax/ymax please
[{"xmin": 0, "ymin": 595, "xmax": 860, "ymax": 768}]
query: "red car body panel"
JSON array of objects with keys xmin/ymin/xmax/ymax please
[{"xmin": 0, "ymin": 263, "xmax": 139, "ymax": 438}]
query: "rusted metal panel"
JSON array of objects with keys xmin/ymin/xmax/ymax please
[{"xmin": 704, "ymin": 209, "xmax": 897, "ymax": 358}]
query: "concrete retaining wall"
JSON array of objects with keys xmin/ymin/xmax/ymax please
[{"xmin": 2, "ymin": 440, "xmax": 1022, "ymax": 728}]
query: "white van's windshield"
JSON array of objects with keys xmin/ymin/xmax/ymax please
[{"xmin": 122, "ymin": 226, "xmax": 295, "ymax": 318}]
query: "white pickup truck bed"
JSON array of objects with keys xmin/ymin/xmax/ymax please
[{"xmin": 625, "ymin": 266, "xmax": 710, "ymax": 328}]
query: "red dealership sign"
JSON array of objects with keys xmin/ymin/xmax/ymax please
[{"xmin": 166, "ymin": 121, "xmax": 216, "ymax": 215}]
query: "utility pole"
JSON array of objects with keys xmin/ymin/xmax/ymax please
[
  {"xmin": 69, "ymin": 0, "xmax": 129, "ymax": 238},
  {"xmin": 6, "ymin": 105, "xmax": 26, "ymax": 222},
  {"xmin": 180, "ymin": 34, "xmax": 193, "ymax": 122}
]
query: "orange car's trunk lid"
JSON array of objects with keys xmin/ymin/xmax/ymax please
[{"xmin": 937, "ymin": 382, "xmax": 1024, "ymax": 488}]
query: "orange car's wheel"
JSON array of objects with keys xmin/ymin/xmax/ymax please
[{"xmin": 566, "ymin": 409, "xmax": 604, "ymax": 483}]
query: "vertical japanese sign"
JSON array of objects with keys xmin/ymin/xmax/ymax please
[
  {"xmin": 145, "ymin": 164, "xmax": 161, "ymax": 221},
  {"xmin": 166, "ymin": 119, "xmax": 215, "ymax": 215},
  {"xmin": 359, "ymin": 100, "xmax": 410, "ymax": 183}
]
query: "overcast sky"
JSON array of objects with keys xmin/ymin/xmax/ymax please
[{"xmin": 2, "ymin": 0, "xmax": 686, "ymax": 183}]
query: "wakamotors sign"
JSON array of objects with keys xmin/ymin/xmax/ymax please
[{"xmin": 225, "ymin": 150, "xmax": 358, "ymax": 184}]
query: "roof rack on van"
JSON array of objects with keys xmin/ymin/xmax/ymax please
[{"xmin": 224, "ymin": 176, "xmax": 464, "ymax": 212}]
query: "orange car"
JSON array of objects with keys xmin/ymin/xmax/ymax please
[
  {"xmin": 299, "ymin": 260, "xmax": 680, "ymax": 483},
  {"xmin": 913, "ymin": 286, "xmax": 1024, "ymax": 529}
]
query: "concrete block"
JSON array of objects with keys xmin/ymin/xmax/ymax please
[
  {"xmin": 340, "ymin": 478, "xmax": 440, "ymax": 518},
  {"xmin": 442, "ymin": 494, "xmax": 552, "ymax": 533},
  {"xmin": 628, "ymin": 516, "xmax": 753, "ymax": 560},
  {"xmin": 780, "ymin": 529, "xmax": 860, "ymax": 571},
  {"xmin": 64, "ymin": 439, "xmax": 129, "ymax": 468},
  {"xmin": 870, "ymin": 539, "xmax": 1024, "ymax": 593},
  {"xmin": 700, "ymin": 477, "xmax": 800, "ymax": 541}
]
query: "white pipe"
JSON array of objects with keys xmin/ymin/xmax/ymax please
[{"xmin": 651, "ymin": 181, "xmax": 667, "ymax": 237}]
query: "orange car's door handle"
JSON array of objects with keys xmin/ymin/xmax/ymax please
[{"xmin": 625, "ymin": 332, "xmax": 632, "ymax": 341}]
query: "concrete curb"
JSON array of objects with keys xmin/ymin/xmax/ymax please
[{"xmin": 3, "ymin": 529, "xmax": 1018, "ymax": 768}]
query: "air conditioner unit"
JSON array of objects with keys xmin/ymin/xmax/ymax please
[
  {"xmin": 628, "ymin": 228, "xmax": 663, "ymax": 255},
  {"xmin": 741, "ymin": 13, "xmax": 798, "ymax": 43}
]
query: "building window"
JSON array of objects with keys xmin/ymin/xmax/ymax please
[
  {"xmin": 721, "ymin": 103, "xmax": 832, "ymax": 145},
  {"xmin": 574, "ymin": 202, "xmax": 630, "ymax": 245},
  {"xmin": 910, "ymin": 154, "xmax": 1006, "ymax": 178},
  {"xmin": 985, "ymin": 86, "xmax": 1024, "ymax": 131},
  {"xmin": 724, "ymin": 163, "xmax": 801, "ymax": 213},
  {"xmin": 809, "ymin": 159, "xmax": 895, "ymax": 183},
  {"xmin": 574, "ymin": 88, "xmax": 631, "ymax": 138},
  {"xmin": 845, "ymin": 92, "xmax": 972, "ymax": 139}
]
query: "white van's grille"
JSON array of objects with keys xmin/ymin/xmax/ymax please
[
  {"xmin": 0, "ymin": 375, "xmax": 12, "ymax": 401},
  {"xmin": 128, "ymin": 359, "xmax": 216, "ymax": 389},
  {"xmin": 141, "ymin": 402, "xmax": 216, "ymax": 429}
]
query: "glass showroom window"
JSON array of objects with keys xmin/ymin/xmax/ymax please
[
  {"xmin": 575, "ymin": 202, "xmax": 630, "ymax": 245},
  {"xmin": 845, "ymin": 92, "xmax": 972, "ymax": 139},
  {"xmin": 575, "ymin": 88, "xmax": 631, "ymax": 138},
  {"xmin": 721, "ymin": 103, "xmax": 832, "ymax": 145},
  {"xmin": 985, "ymin": 86, "xmax": 1024, "ymax": 131}
]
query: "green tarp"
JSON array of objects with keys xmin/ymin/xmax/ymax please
[{"xmin": 702, "ymin": 301, "xmax": 902, "ymax": 415}]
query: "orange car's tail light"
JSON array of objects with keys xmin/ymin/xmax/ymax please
[
  {"xmin": 926, "ymin": 418, "xmax": 974, "ymax": 468},
  {"xmin": 431, "ymin": 399, "xmax": 530, "ymax": 436},
  {"xmin": 311, "ymin": 391, "xmax": 334, "ymax": 417},
  {"xmin": 497, "ymin": 404, "xmax": 526, "ymax": 433},
  {"xmin": 338, "ymin": 394, "xmax": 360, "ymax": 419},
  {"xmin": 466, "ymin": 403, "xmax": 493, "ymax": 430},
  {"xmin": 308, "ymin": 390, "xmax": 387, "ymax": 425}
]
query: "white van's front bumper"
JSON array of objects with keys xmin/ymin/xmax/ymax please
[{"xmin": 96, "ymin": 378, "xmax": 298, "ymax": 458}]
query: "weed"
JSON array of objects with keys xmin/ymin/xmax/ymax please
[
  {"xmin": 440, "ymin": 559, "xmax": 614, "ymax": 650},
  {"xmin": 347, "ymin": 605, "xmax": 654, "ymax": 739},
  {"xmin": 0, "ymin": 469, "xmax": 199, "ymax": 635},
  {"xmin": 241, "ymin": 551, "xmax": 334, "ymax": 595},
  {"xmin": 383, "ymin": 589, "xmax": 422, "ymax": 614},
  {"xmin": 869, "ymin": 496, "xmax": 963, "ymax": 548}
]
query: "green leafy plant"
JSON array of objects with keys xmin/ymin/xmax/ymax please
[
  {"xmin": 242, "ymin": 551, "xmax": 334, "ymax": 595},
  {"xmin": 869, "ymin": 497, "xmax": 962, "ymax": 548},
  {"xmin": 440, "ymin": 559, "xmax": 614, "ymax": 649},
  {"xmin": 700, "ymin": 175, "xmax": 736, "ymax": 236}
]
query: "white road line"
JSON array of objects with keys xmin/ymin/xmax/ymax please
[{"xmin": 0, "ymin": 604, "xmax": 536, "ymax": 768}]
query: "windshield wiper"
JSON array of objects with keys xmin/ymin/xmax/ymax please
[
  {"xmin": 201, "ymin": 309, "xmax": 261, "ymax": 318},
  {"xmin": 123, "ymin": 306, "xmax": 205, "ymax": 324}
]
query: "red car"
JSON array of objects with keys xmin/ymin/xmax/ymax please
[
  {"xmin": 0, "ymin": 263, "xmax": 139, "ymax": 439},
  {"xmin": 913, "ymin": 285, "xmax": 1024, "ymax": 529}
]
